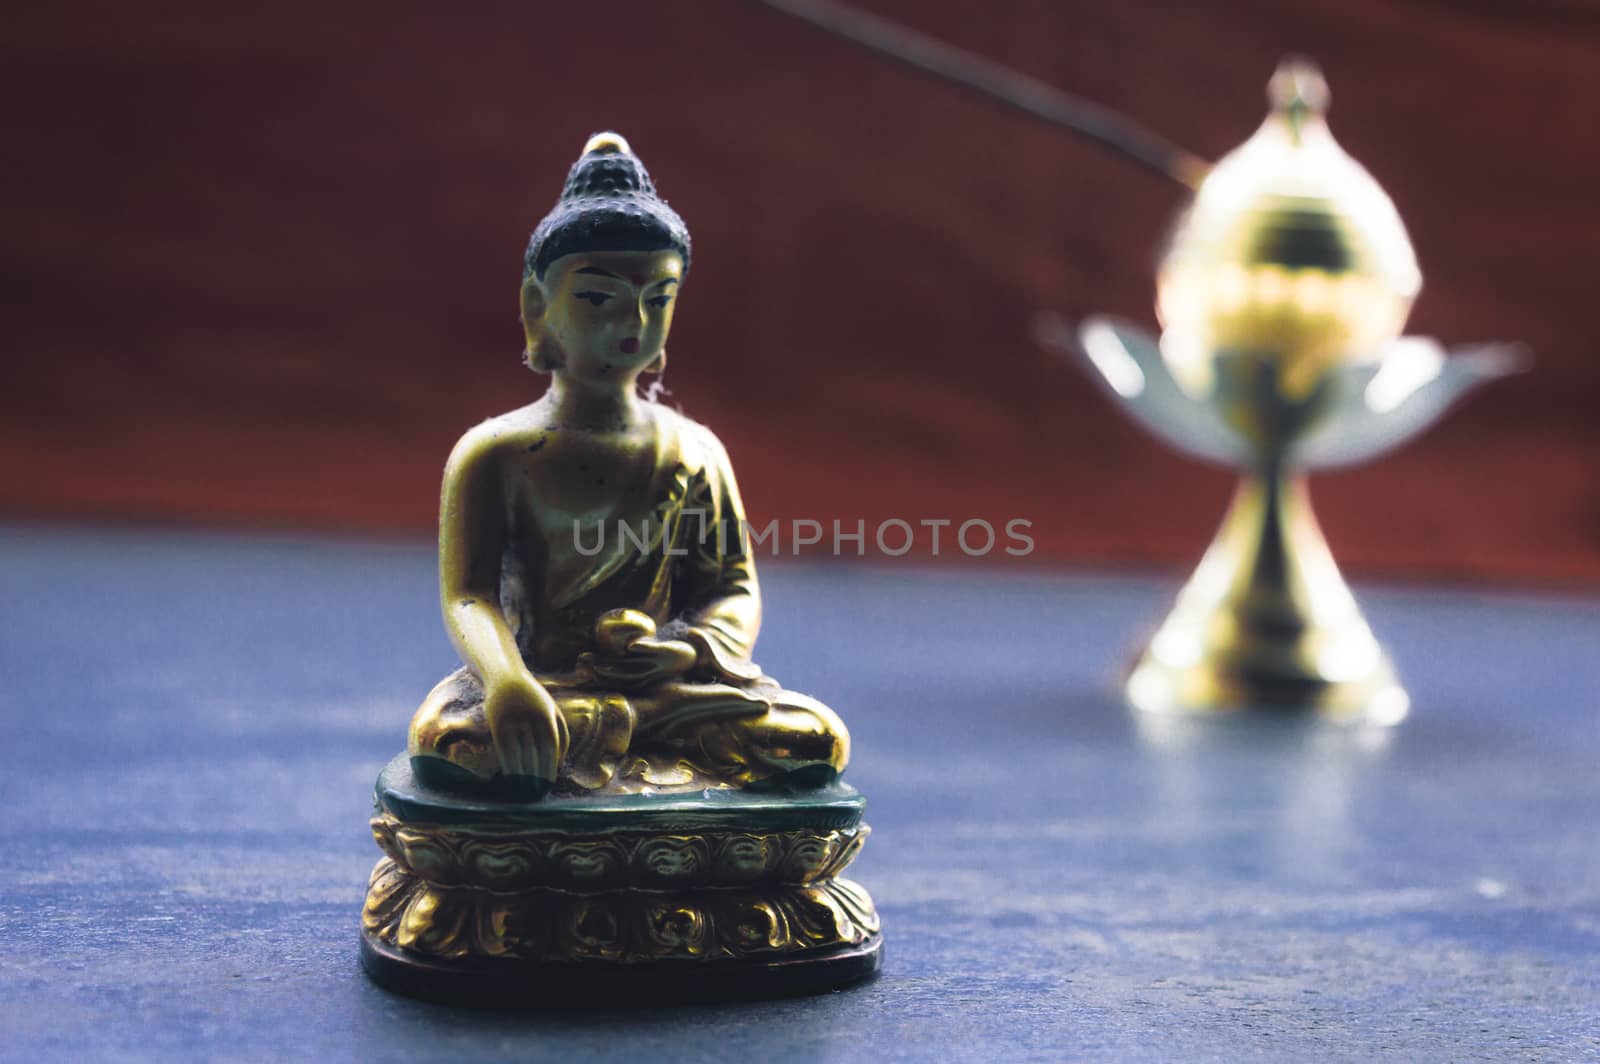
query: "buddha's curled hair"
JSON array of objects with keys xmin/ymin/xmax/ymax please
[{"xmin": 523, "ymin": 132, "xmax": 691, "ymax": 282}]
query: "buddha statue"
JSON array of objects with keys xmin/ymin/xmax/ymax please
[
  {"xmin": 406, "ymin": 132, "xmax": 849, "ymax": 799},
  {"xmin": 361, "ymin": 133, "xmax": 878, "ymax": 1000}
]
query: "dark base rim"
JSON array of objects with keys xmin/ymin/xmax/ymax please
[
  {"xmin": 376, "ymin": 753, "xmax": 867, "ymax": 832},
  {"xmin": 360, "ymin": 930, "xmax": 882, "ymax": 1008}
]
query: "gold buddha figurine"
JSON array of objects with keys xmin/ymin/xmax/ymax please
[
  {"xmin": 362, "ymin": 135, "xmax": 880, "ymax": 999},
  {"xmin": 407, "ymin": 132, "xmax": 848, "ymax": 799}
]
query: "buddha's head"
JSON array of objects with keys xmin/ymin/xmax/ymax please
[{"xmin": 521, "ymin": 133, "xmax": 690, "ymax": 385}]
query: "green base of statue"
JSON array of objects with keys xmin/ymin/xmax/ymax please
[{"xmin": 360, "ymin": 756, "xmax": 882, "ymax": 1004}]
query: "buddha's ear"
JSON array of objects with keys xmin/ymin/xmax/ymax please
[
  {"xmin": 645, "ymin": 348, "xmax": 667, "ymax": 374},
  {"xmin": 520, "ymin": 281, "xmax": 551, "ymax": 371}
]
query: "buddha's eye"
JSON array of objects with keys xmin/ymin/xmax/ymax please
[
  {"xmin": 574, "ymin": 291, "xmax": 613, "ymax": 306},
  {"xmin": 646, "ymin": 295, "xmax": 673, "ymax": 309}
]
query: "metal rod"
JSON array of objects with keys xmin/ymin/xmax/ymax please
[{"xmin": 753, "ymin": 0, "xmax": 1210, "ymax": 188}]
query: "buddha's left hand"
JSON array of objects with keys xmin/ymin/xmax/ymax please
[{"xmin": 587, "ymin": 609, "xmax": 699, "ymax": 688}]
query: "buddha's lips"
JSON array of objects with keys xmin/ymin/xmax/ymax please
[{"xmin": 619, "ymin": 338, "xmax": 640, "ymax": 354}]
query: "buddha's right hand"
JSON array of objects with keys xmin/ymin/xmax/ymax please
[{"xmin": 482, "ymin": 673, "xmax": 569, "ymax": 786}]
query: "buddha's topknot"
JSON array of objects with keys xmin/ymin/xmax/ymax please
[{"xmin": 523, "ymin": 132, "xmax": 690, "ymax": 282}]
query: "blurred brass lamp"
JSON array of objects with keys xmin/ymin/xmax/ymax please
[
  {"xmin": 750, "ymin": 4, "xmax": 1522, "ymax": 727},
  {"xmin": 1064, "ymin": 61, "xmax": 1521, "ymax": 726}
]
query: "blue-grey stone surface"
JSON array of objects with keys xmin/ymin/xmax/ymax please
[{"xmin": 1, "ymin": 525, "xmax": 1596, "ymax": 1061}]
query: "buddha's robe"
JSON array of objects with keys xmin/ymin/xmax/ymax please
[{"xmin": 409, "ymin": 407, "xmax": 848, "ymax": 793}]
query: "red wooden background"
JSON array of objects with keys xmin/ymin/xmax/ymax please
[{"xmin": 3, "ymin": 1, "xmax": 1596, "ymax": 584}]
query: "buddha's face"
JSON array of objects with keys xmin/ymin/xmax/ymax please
[{"xmin": 522, "ymin": 249, "xmax": 683, "ymax": 383}]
